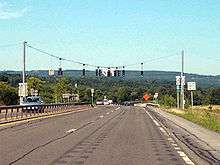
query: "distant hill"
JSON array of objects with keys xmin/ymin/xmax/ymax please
[{"xmin": 1, "ymin": 70, "xmax": 220, "ymax": 88}]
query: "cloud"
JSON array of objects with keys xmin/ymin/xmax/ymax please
[{"xmin": 0, "ymin": 2, "xmax": 27, "ymax": 19}]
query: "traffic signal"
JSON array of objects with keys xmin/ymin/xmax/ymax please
[
  {"xmin": 114, "ymin": 67, "xmax": 118, "ymax": 77},
  {"xmin": 99, "ymin": 69, "xmax": 102, "ymax": 76},
  {"xmin": 122, "ymin": 66, "xmax": 125, "ymax": 77},
  {"xmin": 82, "ymin": 64, "xmax": 85, "ymax": 76},
  {"xmin": 141, "ymin": 63, "xmax": 144, "ymax": 77},
  {"xmin": 96, "ymin": 69, "xmax": 98, "ymax": 76},
  {"xmin": 107, "ymin": 68, "xmax": 111, "ymax": 77},
  {"xmin": 58, "ymin": 68, "xmax": 63, "ymax": 76},
  {"xmin": 117, "ymin": 70, "xmax": 120, "ymax": 77},
  {"xmin": 58, "ymin": 58, "xmax": 63, "ymax": 76}
]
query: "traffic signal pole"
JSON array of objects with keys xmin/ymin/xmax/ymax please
[
  {"xmin": 23, "ymin": 41, "xmax": 27, "ymax": 84},
  {"xmin": 180, "ymin": 50, "xmax": 185, "ymax": 109}
]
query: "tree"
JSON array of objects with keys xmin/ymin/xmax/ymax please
[
  {"xmin": 53, "ymin": 77, "xmax": 72, "ymax": 103},
  {"xmin": 160, "ymin": 94, "xmax": 176, "ymax": 107},
  {"xmin": 116, "ymin": 87, "xmax": 131, "ymax": 103},
  {"xmin": 27, "ymin": 77, "xmax": 44, "ymax": 94},
  {"xmin": 210, "ymin": 88, "xmax": 220, "ymax": 104},
  {"xmin": 0, "ymin": 82, "xmax": 18, "ymax": 105}
]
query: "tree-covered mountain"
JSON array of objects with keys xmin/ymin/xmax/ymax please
[{"xmin": 1, "ymin": 70, "xmax": 220, "ymax": 88}]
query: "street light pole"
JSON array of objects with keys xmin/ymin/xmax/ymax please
[{"xmin": 23, "ymin": 41, "xmax": 27, "ymax": 84}]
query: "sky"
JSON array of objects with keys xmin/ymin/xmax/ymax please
[{"xmin": 0, "ymin": 0, "xmax": 220, "ymax": 75}]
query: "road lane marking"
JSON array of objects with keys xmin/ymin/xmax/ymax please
[
  {"xmin": 177, "ymin": 151, "xmax": 195, "ymax": 165},
  {"xmin": 66, "ymin": 129, "xmax": 77, "ymax": 133},
  {"xmin": 115, "ymin": 107, "xmax": 120, "ymax": 111},
  {"xmin": 153, "ymin": 119, "xmax": 160, "ymax": 126},
  {"xmin": 144, "ymin": 108, "xmax": 195, "ymax": 165},
  {"xmin": 159, "ymin": 127, "xmax": 169, "ymax": 136},
  {"xmin": 172, "ymin": 143, "xmax": 178, "ymax": 147}
]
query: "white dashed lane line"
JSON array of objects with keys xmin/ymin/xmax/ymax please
[
  {"xmin": 65, "ymin": 107, "xmax": 120, "ymax": 134},
  {"xmin": 66, "ymin": 128, "xmax": 77, "ymax": 133},
  {"xmin": 115, "ymin": 107, "xmax": 120, "ymax": 111},
  {"xmin": 145, "ymin": 108, "xmax": 195, "ymax": 165}
]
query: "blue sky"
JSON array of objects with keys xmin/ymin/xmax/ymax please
[{"xmin": 0, "ymin": 0, "xmax": 220, "ymax": 75}]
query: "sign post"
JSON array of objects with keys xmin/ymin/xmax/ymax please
[
  {"xmin": 19, "ymin": 83, "xmax": 28, "ymax": 105},
  {"xmin": 154, "ymin": 93, "xmax": 159, "ymax": 104},
  {"xmin": 176, "ymin": 76, "xmax": 181, "ymax": 109},
  {"xmin": 187, "ymin": 82, "xmax": 196, "ymax": 109},
  {"xmin": 91, "ymin": 89, "xmax": 94, "ymax": 106}
]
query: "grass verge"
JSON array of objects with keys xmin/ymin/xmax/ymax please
[{"xmin": 162, "ymin": 106, "xmax": 220, "ymax": 133}]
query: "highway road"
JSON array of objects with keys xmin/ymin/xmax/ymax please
[{"xmin": 0, "ymin": 106, "xmax": 195, "ymax": 165}]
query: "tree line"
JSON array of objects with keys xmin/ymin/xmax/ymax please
[{"xmin": 0, "ymin": 74, "xmax": 219, "ymax": 106}]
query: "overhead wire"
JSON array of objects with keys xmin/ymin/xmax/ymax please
[{"xmin": 27, "ymin": 44, "xmax": 179, "ymax": 69}]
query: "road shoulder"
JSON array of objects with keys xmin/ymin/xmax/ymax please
[{"xmin": 147, "ymin": 106, "xmax": 220, "ymax": 164}]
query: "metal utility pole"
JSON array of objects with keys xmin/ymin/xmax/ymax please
[
  {"xmin": 23, "ymin": 41, "xmax": 27, "ymax": 83},
  {"xmin": 180, "ymin": 50, "xmax": 185, "ymax": 109},
  {"xmin": 176, "ymin": 76, "xmax": 180, "ymax": 109},
  {"xmin": 19, "ymin": 41, "xmax": 27, "ymax": 105},
  {"xmin": 91, "ymin": 89, "xmax": 94, "ymax": 106},
  {"xmin": 191, "ymin": 91, "xmax": 194, "ymax": 108},
  {"xmin": 177, "ymin": 91, "xmax": 180, "ymax": 109}
]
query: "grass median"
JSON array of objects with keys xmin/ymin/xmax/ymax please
[{"xmin": 162, "ymin": 105, "xmax": 220, "ymax": 133}]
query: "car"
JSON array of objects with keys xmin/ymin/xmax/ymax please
[
  {"xmin": 96, "ymin": 101, "xmax": 103, "ymax": 105},
  {"xmin": 20, "ymin": 96, "xmax": 44, "ymax": 112}
]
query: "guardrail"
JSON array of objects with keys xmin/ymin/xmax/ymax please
[{"xmin": 0, "ymin": 102, "xmax": 90, "ymax": 123}]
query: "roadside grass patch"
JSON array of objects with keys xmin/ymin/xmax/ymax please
[{"xmin": 167, "ymin": 107, "xmax": 220, "ymax": 133}]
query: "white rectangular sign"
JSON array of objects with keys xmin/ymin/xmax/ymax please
[
  {"xmin": 181, "ymin": 76, "xmax": 186, "ymax": 85},
  {"xmin": 187, "ymin": 82, "xmax": 196, "ymax": 91},
  {"xmin": 48, "ymin": 69, "xmax": 55, "ymax": 76},
  {"xmin": 176, "ymin": 76, "xmax": 180, "ymax": 85},
  {"xmin": 18, "ymin": 83, "xmax": 28, "ymax": 97}
]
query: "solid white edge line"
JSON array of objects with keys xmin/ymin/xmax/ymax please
[{"xmin": 144, "ymin": 108, "xmax": 195, "ymax": 165}]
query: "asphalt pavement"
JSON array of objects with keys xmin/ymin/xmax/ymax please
[{"xmin": 0, "ymin": 106, "xmax": 194, "ymax": 165}]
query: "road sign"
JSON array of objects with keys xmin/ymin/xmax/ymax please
[
  {"xmin": 176, "ymin": 76, "xmax": 181, "ymax": 85},
  {"xmin": 91, "ymin": 89, "xmax": 94, "ymax": 94},
  {"xmin": 48, "ymin": 69, "xmax": 55, "ymax": 76},
  {"xmin": 18, "ymin": 83, "xmax": 28, "ymax": 97},
  {"xmin": 62, "ymin": 93, "xmax": 71, "ymax": 99},
  {"xmin": 187, "ymin": 82, "xmax": 196, "ymax": 91},
  {"xmin": 154, "ymin": 93, "xmax": 158, "ymax": 99},
  {"xmin": 143, "ymin": 94, "xmax": 150, "ymax": 101},
  {"xmin": 181, "ymin": 76, "xmax": 186, "ymax": 85},
  {"xmin": 75, "ymin": 83, "xmax": 78, "ymax": 88}
]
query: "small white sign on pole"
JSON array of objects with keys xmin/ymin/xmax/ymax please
[
  {"xmin": 181, "ymin": 76, "xmax": 186, "ymax": 85},
  {"xmin": 48, "ymin": 69, "xmax": 55, "ymax": 76},
  {"xmin": 176, "ymin": 76, "xmax": 181, "ymax": 85},
  {"xmin": 18, "ymin": 83, "xmax": 28, "ymax": 97},
  {"xmin": 187, "ymin": 82, "xmax": 196, "ymax": 91},
  {"xmin": 91, "ymin": 89, "xmax": 94, "ymax": 94},
  {"xmin": 154, "ymin": 93, "xmax": 159, "ymax": 99}
]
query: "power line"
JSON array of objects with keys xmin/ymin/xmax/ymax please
[
  {"xmin": 0, "ymin": 43, "xmax": 21, "ymax": 48},
  {"xmin": 27, "ymin": 44, "xmax": 179, "ymax": 69}
]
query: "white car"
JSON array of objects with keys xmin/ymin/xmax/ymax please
[{"xmin": 96, "ymin": 101, "xmax": 103, "ymax": 105}]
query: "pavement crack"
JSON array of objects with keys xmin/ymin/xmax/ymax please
[{"xmin": 9, "ymin": 121, "xmax": 93, "ymax": 165}]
